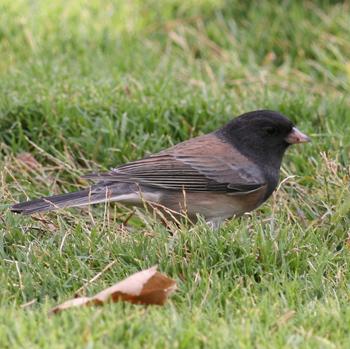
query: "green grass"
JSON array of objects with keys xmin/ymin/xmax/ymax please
[{"xmin": 1, "ymin": 0, "xmax": 350, "ymax": 347}]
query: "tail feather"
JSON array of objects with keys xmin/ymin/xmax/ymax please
[{"xmin": 10, "ymin": 183, "xmax": 140, "ymax": 215}]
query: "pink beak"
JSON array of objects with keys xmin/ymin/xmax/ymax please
[{"xmin": 285, "ymin": 127, "xmax": 310, "ymax": 144}]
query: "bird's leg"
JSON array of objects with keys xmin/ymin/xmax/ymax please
[{"xmin": 205, "ymin": 218, "xmax": 224, "ymax": 230}]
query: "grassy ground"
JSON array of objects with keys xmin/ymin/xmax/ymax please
[{"xmin": 1, "ymin": 0, "xmax": 350, "ymax": 347}]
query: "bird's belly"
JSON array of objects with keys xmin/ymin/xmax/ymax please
[{"xmin": 158, "ymin": 188, "xmax": 267, "ymax": 221}]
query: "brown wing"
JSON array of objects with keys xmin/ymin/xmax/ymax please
[{"xmin": 84, "ymin": 134, "xmax": 266, "ymax": 193}]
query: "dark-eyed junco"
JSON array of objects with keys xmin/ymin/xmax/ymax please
[{"xmin": 11, "ymin": 110, "xmax": 310, "ymax": 227}]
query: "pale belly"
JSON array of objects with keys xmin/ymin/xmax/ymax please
[
  {"xmin": 157, "ymin": 187, "xmax": 267, "ymax": 221},
  {"xmin": 115, "ymin": 185, "xmax": 268, "ymax": 223}
]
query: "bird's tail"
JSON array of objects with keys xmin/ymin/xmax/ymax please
[{"xmin": 11, "ymin": 183, "xmax": 138, "ymax": 215}]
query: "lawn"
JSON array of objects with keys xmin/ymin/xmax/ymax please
[{"xmin": 0, "ymin": 0, "xmax": 350, "ymax": 348}]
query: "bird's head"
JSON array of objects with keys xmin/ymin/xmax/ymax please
[{"xmin": 218, "ymin": 110, "xmax": 310, "ymax": 168}]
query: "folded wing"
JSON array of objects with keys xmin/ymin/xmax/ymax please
[{"xmin": 84, "ymin": 134, "xmax": 266, "ymax": 194}]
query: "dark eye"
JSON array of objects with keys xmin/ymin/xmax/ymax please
[{"xmin": 264, "ymin": 126, "xmax": 278, "ymax": 136}]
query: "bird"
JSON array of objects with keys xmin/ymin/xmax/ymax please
[{"xmin": 11, "ymin": 110, "xmax": 310, "ymax": 227}]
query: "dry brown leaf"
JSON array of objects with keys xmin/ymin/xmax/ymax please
[
  {"xmin": 16, "ymin": 152, "xmax": 42, "ymax": 170},
  {"xmin": 50, "ymin": 266, "xmax": 176, "ymax": 314}
]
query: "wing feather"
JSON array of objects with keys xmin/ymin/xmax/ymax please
[{"xmin": 83, "ymin": 134, "xmax": 266, "ymax": 193}]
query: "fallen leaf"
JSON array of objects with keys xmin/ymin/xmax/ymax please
[
  {"xmin": 16, "ymin": 152, "xmax": 42, "ymax": 170},
  {"xmin": 50, "ymin": 266, "xmax": 176, "ymax": 314}
]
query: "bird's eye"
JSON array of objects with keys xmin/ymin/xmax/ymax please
[{"xmin": 264, "ymin": 127, "xmax": 277, "ymax": 136}]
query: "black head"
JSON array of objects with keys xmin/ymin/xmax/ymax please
[{"xmin": 217, "ymin": 110, "xmax": 309, "ymax": 169}]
